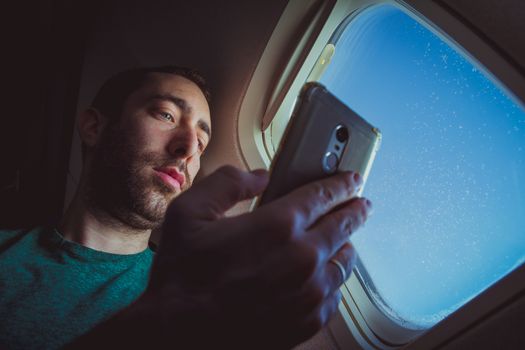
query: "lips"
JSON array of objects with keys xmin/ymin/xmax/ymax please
[{"xmin": 154, "ymin": 167, "xmax": 185, "ymax": 190}]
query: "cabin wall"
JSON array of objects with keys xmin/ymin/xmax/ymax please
[
  {"xmin": 1, "ymin": 0, "xmax": 97, "ymax": 228},
  {"xmin": 437, "ymin": 0, "xmax": 525, "ymax": 74},
  {"xmin": 442, "ymin": 293, "xmax": 525, "ymax": 349}
]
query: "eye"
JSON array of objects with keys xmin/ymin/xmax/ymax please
[
  {"xmin": 158, "ymin": 111, "xmax": 174, "ymax": 122},
  {"xmin": 198, "ymin": 139, "xmax": 206, "ymax": 152}
]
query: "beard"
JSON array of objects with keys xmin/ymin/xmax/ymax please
[{"xmin": 85, "ymin": 123, "xmax": 192, "ymax": 230}]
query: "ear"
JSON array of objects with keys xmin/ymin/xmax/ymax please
[{"xmin": 77, "ymin": 108, "xmax": 108, "ymax": 148}]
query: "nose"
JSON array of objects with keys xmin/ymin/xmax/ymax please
[{"xmin": 167, "ymin": 124, "xmax": 199, "ymax": 160}]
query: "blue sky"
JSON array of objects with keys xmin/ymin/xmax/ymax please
[{"xmin": 320, "ymin": 4, "xmax": 525, "ymax": 327}]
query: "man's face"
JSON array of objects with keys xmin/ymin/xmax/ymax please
[{"xmin": 88, "ymin": 73, "xmax": 211, "ymax": 230}]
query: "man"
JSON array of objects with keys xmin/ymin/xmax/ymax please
[{"xmin": 0, "ymin": 66, "xmax": 372, "ymax": 349}]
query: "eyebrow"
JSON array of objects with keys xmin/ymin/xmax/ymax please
[
  {"xmin": 150, "ymin": 93, "xmax": 211, "ymax": 138},
  {"xmin": 151, "ymin": 93, "xmax": 192, "ymax": 113}
]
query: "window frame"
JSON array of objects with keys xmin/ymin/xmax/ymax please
[{"xmin": 237, "ymin": 0, "xmax": 525, "ymax": 349}]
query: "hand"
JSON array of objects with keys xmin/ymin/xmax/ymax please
[{"xmin": 147, "ymin": 165, "xmax": 372, "ymax": 349}]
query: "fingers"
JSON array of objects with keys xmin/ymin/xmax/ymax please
[
  {"xmin": 279, "ymin": 288, "xmax": 343, "ymax": 348},
  {"xmin": 307, "ymin": 197, "xmax": 371, "ymax": 259},
  {"xmin": 267, "ymin": 171, "xmax": 363, "ymax": 232},
  {"xmin": 242, "ymin": 174, "xmax": 370, "ymax": 292},
  {"xmin": 167, "ymin": 165, "xmax": 269, "ymax": 221},
  {"xmin": 302, "ymin": 289, "xmax": 342, "ymax": 341},
  {"xmin": 274, "ymin": 245, "xmax": 355, "ymax": 346},
  {"xmin": 279, "ymin": 243, "xmax": 355, "ymax": 313},
  {"xmin": 326, "ymin": 242, "xmax": 356, "ymax": 289}
]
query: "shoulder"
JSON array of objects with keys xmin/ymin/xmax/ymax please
[
  {"xmin": 0, "ymin": 227, "xmax": 28, "ymax": 242},
  {"xmin": 0, "ymin": 227, "xmax": 45, "ymax": 250}
]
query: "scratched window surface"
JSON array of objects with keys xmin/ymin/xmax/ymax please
[{"xmin": 319, "ymin": 4, "xmax": 525, "ymax": 328}]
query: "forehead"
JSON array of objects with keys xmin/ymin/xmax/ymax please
[{"xmin": 126, "ymin": 72, "xmax": 211, "ymax": 125}]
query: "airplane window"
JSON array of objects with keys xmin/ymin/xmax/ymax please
[{"xmin": 318, "ymin": 4, "xmax": 525, "ymax": 328}]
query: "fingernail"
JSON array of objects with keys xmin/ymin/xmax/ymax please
[{"xmin": 365, "ymin": 199, "xmax": 374, "ymax": 216}]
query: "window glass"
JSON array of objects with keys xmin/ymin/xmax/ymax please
[{"xmin": 318, "ymin": 4, "xmax": 525, "ymax": 327}]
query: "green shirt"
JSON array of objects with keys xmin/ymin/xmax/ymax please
[{"xmin": 0, "ymin": 227, "xmax": 154, "ymax": 349}]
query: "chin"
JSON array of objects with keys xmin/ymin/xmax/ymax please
[
  {"xmin": 138, "ymin": 195, "xmax": 169, "ymax": 228},
  {"xmin": 127, "ymin": 183, "xmax": 171, "ymax": 227}
]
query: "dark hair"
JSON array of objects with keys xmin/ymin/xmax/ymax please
[{"xmin": 91, "ymin": 65, "xmax": 211, "ymax": 123}]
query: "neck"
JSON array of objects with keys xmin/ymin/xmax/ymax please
[{"xmin": 58, "ymin": 186, "xmax": 151, "ymax": 255}]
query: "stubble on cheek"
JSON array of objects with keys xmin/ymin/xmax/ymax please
[
  {"xmin": 87, "ymin": 121, "xmax": 198, "ymax": 230},
  {"xmin": 87, "ymin": 129, "xmax": 167, "ymax": 229},
  {"xmin": 181, "ymin": 167, "xmax": 193, "ymax": 192},
  {"xmin": 124, "ymin": 152, "xmax": 178, "ymax": 225}
]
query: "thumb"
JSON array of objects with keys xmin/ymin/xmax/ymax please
[{"xmin": 167, "ymin": 165, "xmax": 269, "ymax": 221}]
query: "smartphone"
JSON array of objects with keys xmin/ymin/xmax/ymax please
[{"xmin": 257, "ymin": 82, "xmax": 381, "ymax": 206}]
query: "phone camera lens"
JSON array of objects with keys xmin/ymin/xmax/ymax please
[{"xmin": 335, "ymin": 126, "xmax": 349, "ymax": 143}]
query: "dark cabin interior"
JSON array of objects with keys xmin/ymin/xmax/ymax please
[{"xmin": 2, "ymin": 1, "xmax": 99, "ymax": 228}]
